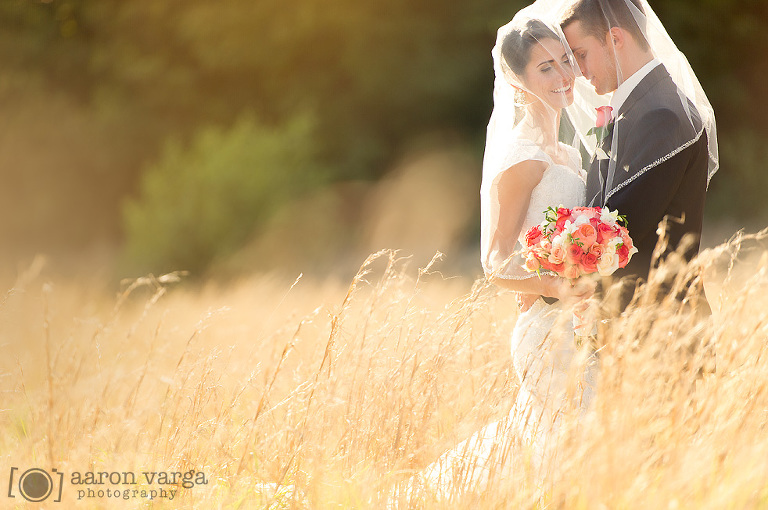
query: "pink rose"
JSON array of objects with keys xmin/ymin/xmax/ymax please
[
  {"xmin": 620, "ymin": 228, "xmax": 633, "ymax": 249},
  {"xmin": 549, "ymin": 244, "xmax": 566, "ymax": 265},
  {"xmin": 588, "ymin": 243, "xmax": 604, "ymax": 258},
  {"xmin": 573, "ymin": 206, "xmax": 600, "ymax": 219},
  {"xmin": 524, "ymin": 256, "xmax": 541, "ymax": 272},
  {"xmin": 595, "ymin": 105, "xmax": 613, "ymax": 128},
  {"xmin": 597, "ymin": 223, "xmax": 617, "ymax": 243},
  {"xmin": 564, "ymin": 264, "xmax": 581, "ymax": 280}
]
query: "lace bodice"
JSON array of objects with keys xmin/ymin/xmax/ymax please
[{"xmin": 520, "ymin": 144, "xmax": 586, "ymax": 241}]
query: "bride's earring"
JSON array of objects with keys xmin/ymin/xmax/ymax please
[{"xmin": 515, "ymin": 89, "xmax": 531, "ymax": 107}]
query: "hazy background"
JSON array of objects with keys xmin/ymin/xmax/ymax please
[{"xmin": 2, "ymin": 0, "xmax": 767, "ymax": 283}]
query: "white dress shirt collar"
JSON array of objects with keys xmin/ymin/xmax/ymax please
[{"xmin": 609, "ymin": 58, "xmax": 661, "ymax": 115}]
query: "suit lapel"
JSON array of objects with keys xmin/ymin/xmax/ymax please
[
  {"xmin": 616, "ymin": 64, "xmax": 668, "ymax": 121},
  {"xmin": 603, "ymin": 65, "xmax": 671, "ymax": 196}
]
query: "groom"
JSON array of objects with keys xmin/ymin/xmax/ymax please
[{"xmin": 561, "ymin": 0, "xmax": 711, "ymax": 315}]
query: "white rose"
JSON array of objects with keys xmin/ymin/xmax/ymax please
[{"xmin": 597, "ymin": 250, "xmax": 620, "ymax": 276}]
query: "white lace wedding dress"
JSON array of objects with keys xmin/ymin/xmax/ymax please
[{"xmin": 416, "ymin": 140, "xmax": 597, "ymax": 499}]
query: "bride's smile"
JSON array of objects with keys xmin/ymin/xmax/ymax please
[{"xmin": 522, "ymin": 38, "xmax": 576, "ymax": 109}]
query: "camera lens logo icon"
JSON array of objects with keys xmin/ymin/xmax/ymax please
[
  {"xmin": 7, "ymin": 467, "xmax": 63, "ymax": 503},
  {"xmin": 20, "ymin": 469, "xmax": 52, "ymax": 502}
]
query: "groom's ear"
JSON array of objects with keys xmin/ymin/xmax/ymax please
[{"xmin": 608, "ymin": 27, "xmax": 626, "ymax": 50}]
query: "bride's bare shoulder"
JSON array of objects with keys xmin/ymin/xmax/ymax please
[{"xmin": 498, "ymin": 158, "xmax": 548, "ymax": 192}]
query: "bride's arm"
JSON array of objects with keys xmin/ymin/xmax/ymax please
[
  {"xmin": 488, "ymin": 160, "xmax": 592, "ymax": 303},
  {"xmin": 492, "ymin": 272, "xmax": 594, "ymax": 302}
]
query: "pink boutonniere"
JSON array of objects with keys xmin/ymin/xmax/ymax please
[{"xmin": 588, "ymin": 105, "xmax": 614, "ymax": 142}]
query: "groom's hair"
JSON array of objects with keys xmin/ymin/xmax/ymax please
[{"xmin": 562, "ymin": 0, "xmax": 649, "ymax": 51}]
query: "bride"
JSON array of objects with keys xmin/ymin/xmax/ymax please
[{"xmin": 411, "ymin": 4, "xmax": 606, "ymax": 500}]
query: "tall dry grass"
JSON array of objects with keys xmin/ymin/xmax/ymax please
[{"xmin": 1, "ymin": 232, "xmax": 768, "ymax": 508}]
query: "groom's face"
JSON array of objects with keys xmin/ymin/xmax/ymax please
[{"xmin": 563, "ymin": 21, "xmax": 618, "ymax": 95}]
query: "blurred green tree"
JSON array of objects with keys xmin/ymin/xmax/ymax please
[{"xmin": 123, "ymin": 115, "xmax": 326, "ymax": 275}]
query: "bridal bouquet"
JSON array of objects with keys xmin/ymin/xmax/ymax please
[
  {"xmin": 522, "ymin": 205, "xmax": 637, "ymax": 278},
  {"xmin": 521, "ymin": 205, "xmax": 637, "ymax": 342}
]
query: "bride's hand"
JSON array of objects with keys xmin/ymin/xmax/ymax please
[
  {"xmin": 516, "ymin": 292, "xmax": 539, "ymax": 312},
  {"xmin": 545, "ymin": 275, "xmax": 596, "ymax": 303}
]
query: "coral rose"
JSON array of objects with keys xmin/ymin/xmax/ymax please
[
  {"xmin": 581, "ymin": 252, "xmax": 598, "ymax": 273},
  {"xmin": 573, "ymin": 223, "xmax": 598, "ymax": 247},
  {"xmin": 525, "ymin": 225, "xmax": 543, "ymax": 247},
  {"xmin": 567, "ymin": 243, "xmax": 583, "ymax": 264}
]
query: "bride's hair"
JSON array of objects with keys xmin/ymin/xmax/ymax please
[
  {"xmin": 498, "ymin": 19, "xmax": 566, "ymax": 156},
  {"xmin": 500, "ymin": 19, "xmax": 561, "ymax": 81},
  {"xmin": 561, "ymin": 0, "xmax": 649, "ymax": 51}
]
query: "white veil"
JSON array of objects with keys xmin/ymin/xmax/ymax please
[
  {"xmin": 481, "ymin": 0, "xmax": 718, "ymax": 280},
  {"xmin": 480, "ymin": 3, "xmax": 595, "ymax": 280},
  {"xmin": 559, "ymin": 0, "xmax": 718, "ymax": 205}
]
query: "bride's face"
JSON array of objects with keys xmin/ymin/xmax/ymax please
[{"xmin": 522, "ymin": 38, "xmax": 575, "ymax": 110}]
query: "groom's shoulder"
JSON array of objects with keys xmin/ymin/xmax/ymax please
[
  {"xmin": 629, "ymin": 91, "xmax": 701, "ymax": 141},
  {"xmin": 640, "ymin": 69, "xmax": 703, "ymax": 127},
  {"xmin": 625, "ymin": 107, "xmax": 686, "ymax": 149},
  {"xmin": 636, "ymin": 106, "xmax": 681, "ymax": 128}
]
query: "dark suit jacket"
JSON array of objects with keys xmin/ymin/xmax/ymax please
[{"xmin": 586, "ymin": 64, "xmax": 710, "ymax": 313}]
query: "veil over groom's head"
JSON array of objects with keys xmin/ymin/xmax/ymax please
[
  {"xmin": 561, "ymin": 0, "xmax": 649, "ymax": 52},
  {"xmin": 555, "ymin": 0, "xmax": 718, "ymax": 314},
  {"xmin": 556, "ymin": 0, "xmax": 718, "ymax": 185},
  {"xmin": 561, "ymin": 0, "xmax": 653, "ymax": 95}
]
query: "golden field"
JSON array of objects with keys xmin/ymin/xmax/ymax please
[{"xmin": 2, "ymin": 230, "xmax": 768, "ymax": 509}]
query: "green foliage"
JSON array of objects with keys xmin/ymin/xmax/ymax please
[
  {"xmin": 2, "ymin": 0, "xmax": 768, "ymax": 268},
  {"xmin": 79, "ymin": 0, "xmax": 517, "ymax": 176},
  {"xmin": 123, "ymin": 115, "xmax": 325, "ymax": 275}
]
